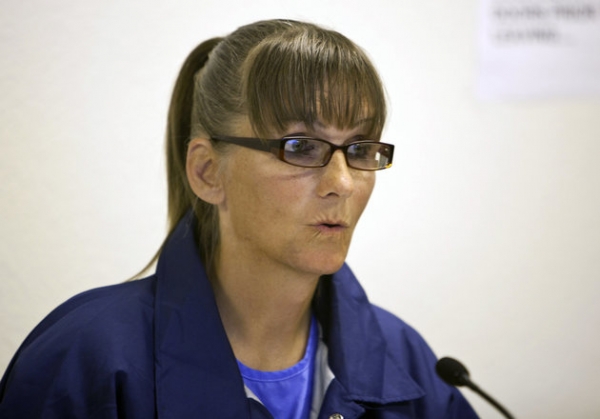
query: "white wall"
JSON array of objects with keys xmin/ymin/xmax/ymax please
[{"xmin": 1, "ymin": 1, "xmax": 599, "ymax": 417}]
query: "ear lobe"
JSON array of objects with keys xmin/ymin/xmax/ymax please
[{"xmin": 186, "ymin": 138, "xmax": 225, "ymax": 205}]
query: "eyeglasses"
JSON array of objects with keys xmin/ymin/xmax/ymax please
[{"xmin": 211, "ymin": 135, "xmax": 394, "ymax": 171}]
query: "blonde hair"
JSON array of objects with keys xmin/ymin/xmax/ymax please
[{"xmin": 139, "ymin": 19, "xmax": 386, "ymax": 279}]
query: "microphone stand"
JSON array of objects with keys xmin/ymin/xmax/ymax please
[
  {"xmin": 462, "ymin": 375, "xmax": 515, "ymax": 419},
  {"xmin": 436, "ymin": 357, "xmax": 515, "ymax": 419}
]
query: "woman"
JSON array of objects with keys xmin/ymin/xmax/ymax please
[{"xmin": 0, "ymin": 20, "xmax": 478, "ymax": 418}]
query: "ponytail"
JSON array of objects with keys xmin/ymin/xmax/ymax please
[
  {"xmin": 166, "ymin": 37, "xmax": 222, "ymax": 231},
  {"xmin": 131, "ymin": 37, "xmax": 222, "ymax": 280}
]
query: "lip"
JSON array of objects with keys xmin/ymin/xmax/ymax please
[{"xmin": 311, "ymin": 220, "xmax": 350, "ymax": 234}]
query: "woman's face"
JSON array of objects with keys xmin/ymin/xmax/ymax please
[{"xmin": 215, "ymin": 118, "xmax": 376, "ymax": 280}]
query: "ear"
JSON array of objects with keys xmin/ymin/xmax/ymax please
[{"xmin": 186, "ymin": 138, "xmax": 225, "ymax": 205}]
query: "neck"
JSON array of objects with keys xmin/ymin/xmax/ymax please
[{"xmin": 211, "ymin": 256, "xmax": 320, "ymax": 371}]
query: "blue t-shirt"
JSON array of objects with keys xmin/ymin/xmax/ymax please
[{"xmin": 237, "ymin": 316, "xmax": 318, "ymax": 419}]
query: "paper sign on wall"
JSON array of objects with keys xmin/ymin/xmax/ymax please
[{"xmin": 477, "ymin": 0, "xmax": 600, "ymax": 100}]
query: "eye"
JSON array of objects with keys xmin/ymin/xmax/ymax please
[
  {"xmin": 284, "ymin": 138, "xmax": 319, "ymax": 156},
  {"xmin": 282, "ymin": 138, "xmax": 328, "ymax": 166},
  {"xmin": 348, "ymin": 142, "xmax": 374, "ymax": 159},
  {"xmin": 284, "ymin": 138, "xmax": 322, "ymax": 158}
]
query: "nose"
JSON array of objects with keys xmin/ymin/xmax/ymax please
[{"xmin": 316, "ymin": 149, "xmax": 354, "ymax": 198}]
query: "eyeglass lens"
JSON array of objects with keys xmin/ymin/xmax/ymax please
[{"xmin": 282, "ymin": 138, "xmax": 392, "ymax": 170}]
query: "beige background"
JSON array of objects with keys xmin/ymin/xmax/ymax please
[{"xmin": 1, "ymin": 1, "xmax": 599, "ymax": 417}]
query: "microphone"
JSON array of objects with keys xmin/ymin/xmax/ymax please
[{"xmin": 436, "ymin": 357, "xmax": 515, "ymax": 419}]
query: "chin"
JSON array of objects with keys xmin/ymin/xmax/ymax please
[{"xmin": 305, "ymin": 253, "xmax": 347, "ymax": 276}]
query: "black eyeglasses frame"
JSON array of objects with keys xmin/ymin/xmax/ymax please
[{"xmin": 211, "ymin": 135, "xmax": 394, "ymax": 171}]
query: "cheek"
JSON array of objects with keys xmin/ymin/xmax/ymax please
[
  {"xmin": 251, "ymin": 175, "xmax": 309, "ymax": 222},
  {"xmin": 354, "ymin": 173, "xmax": 376, "ymax": 212},
  {"xmin": 222, "ymin": 154, "xmax": 303, "ymax": 223}
]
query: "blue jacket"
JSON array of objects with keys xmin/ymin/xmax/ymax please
[{"xmin": 0, "ymin": 215, "xmax": 478, "ymax": 418}]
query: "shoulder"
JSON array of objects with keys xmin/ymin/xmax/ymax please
[
  {"xmin": 371, "ymin": 305, "xmax": 480, "ymax": 418},
  {"xmin": 371, "ymin": 305, "xmax": 437, "ymax": 362},
  {"xmin": 369, "ymin": 305, "xmax": 443, "ymax": 384},
  {"xmin": 21, "ymin": 277, "xmax": 156, "ymax": 355},
  {"xmin": 0, "ymin": 277, "xmax": 157, "ymax": 417}
]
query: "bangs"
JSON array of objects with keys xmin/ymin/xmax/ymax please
[{"xmin": 242, "ymin": 26, "xmax": 386, "ymax": 139}]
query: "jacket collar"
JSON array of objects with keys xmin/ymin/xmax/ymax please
[
  {"xmin": 154, "ymin": 213, "xmax": 423, "ymax": 417},
  {"xmin": 154, "ymin": 213, "xmax": 249, "ymax": 417}
]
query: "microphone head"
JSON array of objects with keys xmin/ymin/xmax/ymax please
[{"xmin": 435, "ymin": 357, "xmax": 471, "ymax": 387}]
